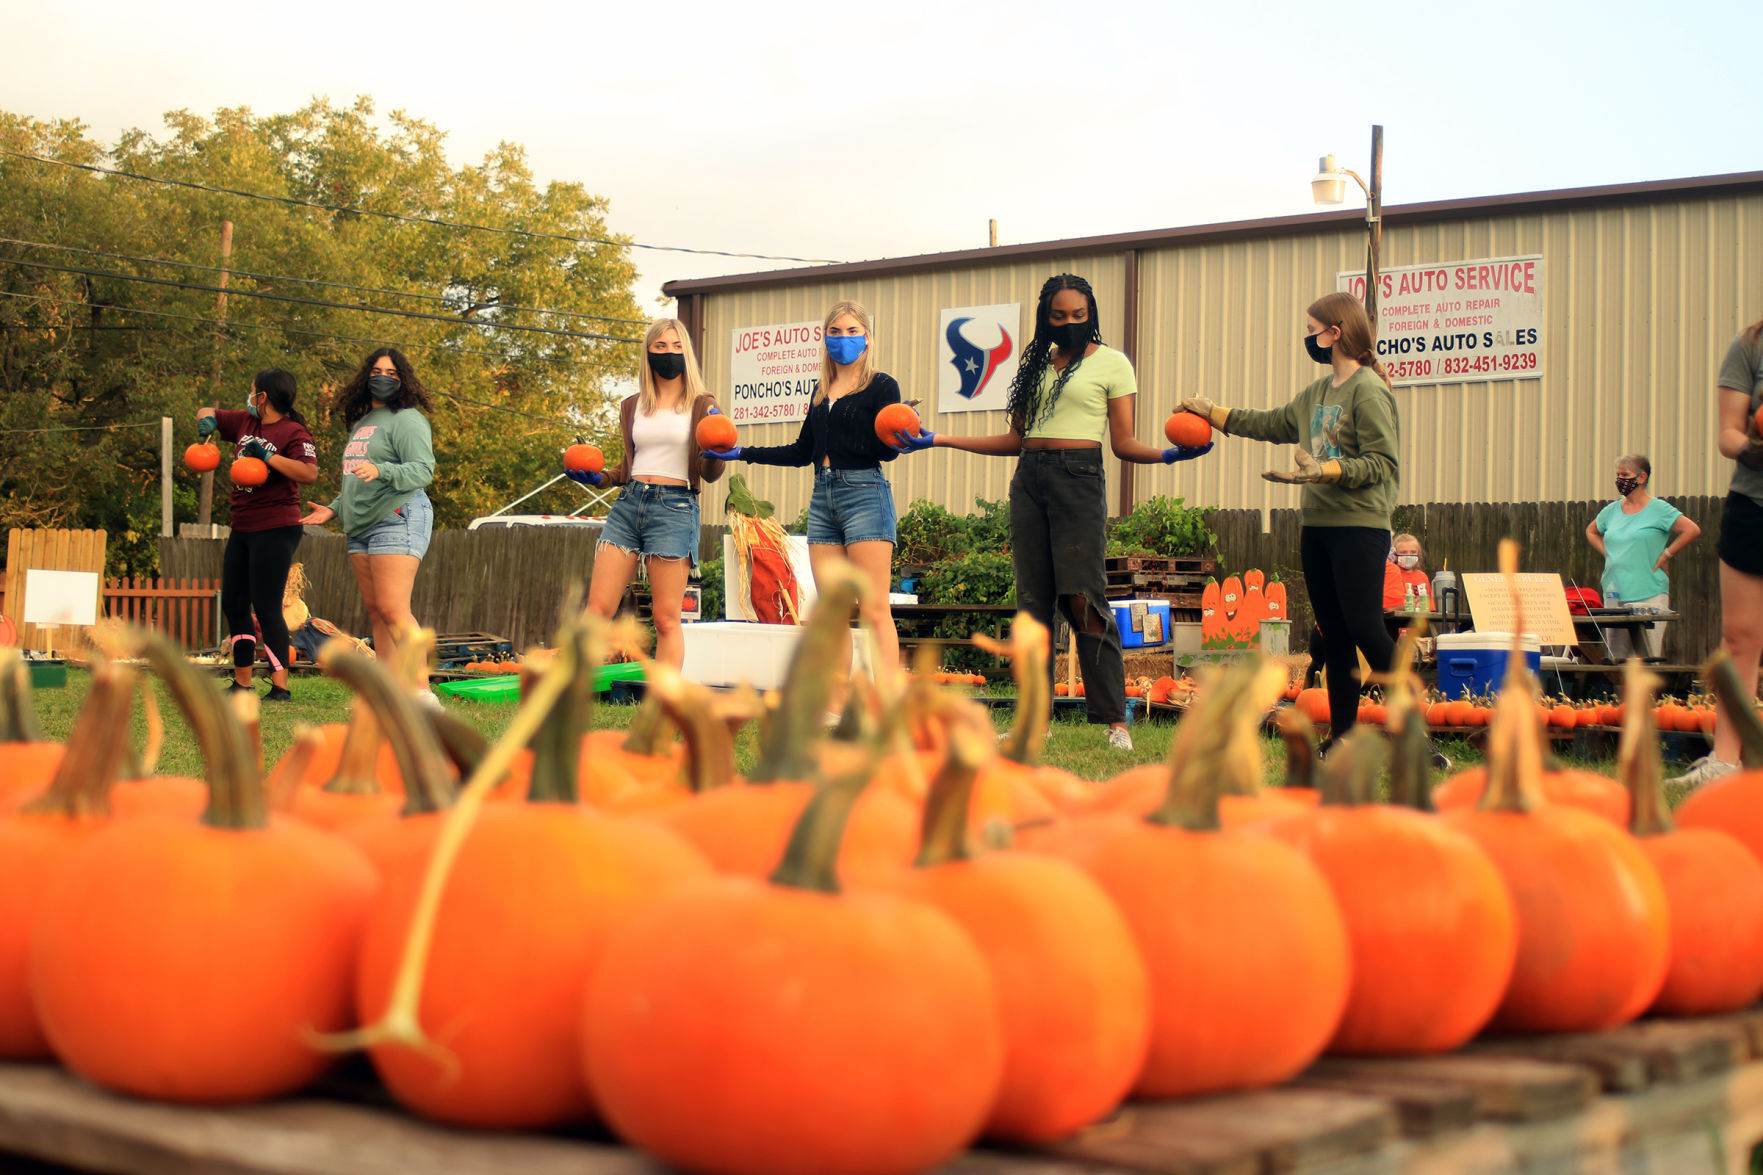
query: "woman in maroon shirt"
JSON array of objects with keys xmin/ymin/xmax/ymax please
[{"xmin": 195, "ymin": 369, "xmax": 318, "ymax": 700}]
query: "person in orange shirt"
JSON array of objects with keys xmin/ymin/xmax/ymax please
[{"xmin": 1382, "ymin": 533, "xmax": 1430, "ymax": 609}]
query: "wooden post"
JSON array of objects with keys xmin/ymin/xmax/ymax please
[
  {"xmin": 988, "ymin": 219, "xmax": 997, "ymax": 248},
  {"xmin": 197, "ymin": 220, "xmax": 233, "ymax": 529},
  {"xmin": 159, "ymin": 417, "xmax": 173, "ymax": 538},
  {"xmin": 1365, "ymin": 125, "xmax": 1383, "ymax": 328}
]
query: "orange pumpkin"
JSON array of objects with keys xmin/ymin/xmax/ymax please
[
  {"xmin": 32, "ymin": 635, "xmax": 376, "ymax": 1102},
  {"xmin": 1199, "ymin": 579, "xmax": 1223, "ymax": 644},
  {"xmin": 1676, "ymin": 652, "xmax": 1763, "ymax": 868},
  {"xmin": 563, "ymin": 442, "xmax": 605, "ymax": 474},
  {"xmin": 1044, "ymin": 664, "xmax": 1350, "ymax": 1096},
  {"xmin": 695, "ymin": 414, "xmax": 738, "ymax": 453},
  {"xmin": 1163, "ymin": 411, "xmax": 1212, "ymax": 449},
  {"xmin": 229, "ymin": 456, "xmax": 269, "ymax": 487},
  {"xmin": 1219, "ymin": 575, "xmax": 1244, "ymax": 619},
  {"xmin": 1295, "ymin": 687, "xmax": 1331, "ymax": 725},
  {"xmin": 1616, "ymin": 665, "xmax": 1763, "ymax": 1016},
  {"xmin": 0, "ymin": 651, "xmax": 65, "ymax": 814},
  {"xmin": 0, "ymin": 663, "xmax": 133, "ymax": 1058},
  {"xmin": 584, "ymin": 769, "xmax": 1003, "ymax": 1175},
  {"xmin": 184, "ymin": 439, "xmax": 221, "ymax": 473},
  {"xmin": 888, "ymin": 730, "xmax": 1149, "ymax": 1142},
  {"xmin": 1433, "ymin": 763, "xmax": 1629, "ymax": 827},
  {"xmin": 1264, "ymin": 579, "xmax": 1288, "ymax": 620},
  {"xmin": 873, "ymin": 402, "xmax": 922, "ymax": 447}
]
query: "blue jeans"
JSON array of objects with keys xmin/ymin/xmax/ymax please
[
  {"xmin": 347, "ymin": 490, "xmax": 433, "ymax": 558},
  {"xmin": 600, "ymin": 482, "xmax": 701, "ymax": 567},
  {"xmin": 807, "ymin": 466, "xmax": 896, "ymax": 546}
]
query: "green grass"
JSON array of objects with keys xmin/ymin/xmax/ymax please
[{"xmin": 28, "ymin": 669, "xmax": 1660, "ymax": 796}]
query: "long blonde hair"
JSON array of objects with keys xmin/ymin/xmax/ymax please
[
  {"xmin": 637, "ymin": 318, "xmax": 710, "ymax": 414},
  {"xmin": 1306, "ymin": 292, "xmax": 1390, "ymax": 386},
  {"xmin": 813, "ymin": 300, "xmax": 876, "ymax": 407}
]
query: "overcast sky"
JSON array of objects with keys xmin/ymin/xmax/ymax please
[{"xmin": 4, "ymin": 0, "xmax": 1758, "ymax": 312}]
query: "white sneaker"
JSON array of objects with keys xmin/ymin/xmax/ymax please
[
  {"xmin": 1665, "ymin": 755, "xmax": 1739, "ymax": 791},
  {"xmin": 1107, "ymin": 726, "xmax": 1134, "ymax": 752}
]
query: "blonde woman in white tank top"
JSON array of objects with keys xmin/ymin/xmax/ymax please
[{"xmin": 579, "ymin": 319, "xmax": 727, "ymax": 668}]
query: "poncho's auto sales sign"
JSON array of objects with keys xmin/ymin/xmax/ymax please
[
  {"xmin": 1338, "ymin": 256, "xmax": 1544, "ymax": 387},
  {"xmin": 728, "ymin": 321, "xmax": 821, "ymax": 425}
]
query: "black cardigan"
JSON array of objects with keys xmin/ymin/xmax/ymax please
[{"xmin": 740, "ymin": 373, "xmax": 903, "ymax": 469}]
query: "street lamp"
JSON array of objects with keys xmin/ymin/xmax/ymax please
[{"xmin": 1311, "ymin": 125, "xmax": 1384, "ymax": 325}]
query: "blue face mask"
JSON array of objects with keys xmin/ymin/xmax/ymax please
[
  {"xmin": 826, "ymin": 335, "xmax": 868, "ymax": 365},
  {"xmin": 245, "ymin": 389, "xmax": 260, "ymax": 418}
]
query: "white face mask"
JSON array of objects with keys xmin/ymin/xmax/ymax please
[{"xmin": 1397, "ymin": 554, "xmax": 1420, "ymax": 570}]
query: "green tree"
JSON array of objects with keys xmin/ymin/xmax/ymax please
[{"xmin": 0, "ymin": 98, "xmax": 645, "ymax": 573}]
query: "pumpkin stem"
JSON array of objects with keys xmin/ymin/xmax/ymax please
[
  {"xmin": 136, "ymin": 631, "xmax": 264, "ymax": 831},
  {"xmin": 323, "ymin": 695, "xmax": 387, "ymax": 796},
  {"xmin": 750, "ymin": 568, "xmax": 865, "ymax": 784},
  {"xmin": 312, "ymin": 637, "xmax": 580, "ymax": 1058},
  {"xmin": 1389, "ymin": 699, "xmax": 1434, "ymax": 810},
  {"xmin": 527, "ymin": 624, "xmax": 598, "ymax": 804},
  {"xmin": 618, "ymin": 692, "xmax": 676, "ymax": 755},
  {"xmin": 1478, "ymin": 540, "xmax": 1544, "ymax": 815},
  {"xmin": 232, "ymin": 690, "xmax": 266, "ymax": 780},
  {"xmin": 1620, "ymin": 660, "xmax": 1673, "ymax": 837},
  {"xmin": 1704, "ymin": 650, "xmax": 1763, "ymax": 770},
  {"xmin": 134, "ymin": 674, "xmax": 164, "ymax": 778},
  {"xmin": 768, "ymin": 767, "xmax": 874, "ymax": 895},
  {"xmin": 0, "ymin": 648, "xmax": 45, "ymax": 744},
  {"xmin": 914, "ymin": 714, "xmax": 994, "ymax": 867},
  {"xmin": 1318, "ymin": 727, "xmax": 1388, "ymax": 806},
  {"xmin": 976, "ymin": 615, "xmax": 1051, "ymax": 767},
  {"xmin": 319, "ymin": 643, "xmax": 459, "ymax": 816},
  {"xmin": 1150, "ymin": 659, "xmax": 1285, "ymax": 830},
  {"xmin": 20, "ymin": 661, "xmax": 134, "ymax": 819},
  {"xmin": 266, "ymin": 724, "xmax": 326, "ymax": 811},
  {"xmin": 1275, "ymin": 707, "xmax": 1317, "ymax": 790},
  {"xmin": 645, "ymin": 663, "xmax": 737, "ymax": 793}
]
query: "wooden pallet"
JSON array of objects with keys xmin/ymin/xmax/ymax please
[
  {"xmin": 4, "ymin": 1016, "xmax": 1763, "ymax": 1175},
  {"xmin": 1105, "ymin": 555, "xmax": 1216, "ymax": 575}
]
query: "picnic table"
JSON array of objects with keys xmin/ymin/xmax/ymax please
[{"xmin": 8, "ymin": 1009, "xmax": 1763, "ymax": 1173}]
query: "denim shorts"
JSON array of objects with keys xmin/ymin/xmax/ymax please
[
  {"xmin": 600, "ymin": 482, "xmax": 700, "ymax": 566},
  {"xmin": 807, "ymin": 466, "xmax": 897, "ymax": 546},
  {"xmin": 347, "ymin": 490, "xmax": 433, "ymax": 558}
]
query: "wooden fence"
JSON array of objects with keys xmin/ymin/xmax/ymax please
[
  {"xmin": 1206, "ymin": 496, "xmax": 1724, "ymax": 665},
  {"xmin": 104, "ymin": 577, "xmax": 222, "ymax": 650},
  {"xmin": 3, "ymin": 529, "xmax": 107, "ymax": 653},
  {"xmin": 154, "ymin": 498, "xmax": 1725, "ymax": 662}
]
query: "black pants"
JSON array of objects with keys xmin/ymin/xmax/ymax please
[
  {"xmin": 221, "ymin": 525, "xmax": 303, "ymax": 672},
  {"xmin": 1010, "ymin": 449, "xmax": 1127, "ymax": 725},
  {"xmin": 1304, "ymin": 626, "xmax": 1326, "ymax": 688},
  {"xmin": 1300, "ymin": 525, "xmax": 1395, "ymax": 738}
]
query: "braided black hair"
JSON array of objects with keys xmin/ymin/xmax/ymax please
[{"xmin": 1004, "ymin": 274, "xmax": 1102, "ymax": 434}]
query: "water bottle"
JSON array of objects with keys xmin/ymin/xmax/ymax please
[
  {"xmin": 1432, "ymin": 566, "xmax": 1458, "ymax": 618},
  {"xmin": 1403, "ymin": 583, "xmax": 1416, "ymax": 612},
  {"xmin": 1604, "ymin": 588, "xmax": 1620, "ymax": 612}
]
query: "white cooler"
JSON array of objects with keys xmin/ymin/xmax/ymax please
[{"xmin": 682, "ymin": 621, "xmax": 870, "ymax": 691}]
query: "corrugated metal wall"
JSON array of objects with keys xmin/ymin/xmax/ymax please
[
  {"xmin": 695, "ymin": 188, "xmax": 1763, "ymax": 524},
  {"xmin": 696, "ymin": 254, "xmax": 1127, "ymax": 529}
]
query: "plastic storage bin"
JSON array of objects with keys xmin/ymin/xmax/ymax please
[
  {"xmin": 1436, "ymin": 632, "xmax": 1540, "ymax": 700},
  {"xmin": 1110, "ymin": 598, "xmax": 1171, "ymax": 648}
]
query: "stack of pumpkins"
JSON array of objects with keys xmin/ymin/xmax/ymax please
[{"xmin": 1, "ymin": 538, "xmax": 1762, "ymax": 1175}]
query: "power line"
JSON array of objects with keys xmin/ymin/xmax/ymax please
[
  {"xmin": 0, "ymin": 290, "xmax": 596, "ymax": 429},
  {"xmin": 1, "ymin": 255, "xmax": 642, "ymax": 344},
  {"xmin": 0, "ymin": 420, "xmax": 160, "ymax": 435},
  {"xmin": 0, "ymin": 147, "xmax": 845, "ymax": 265},
  {"xmin": 0, "ymin": 235, "xmax": 650, "ymax": 327}
]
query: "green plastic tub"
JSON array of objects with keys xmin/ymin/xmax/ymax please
[{"xmin": 433, "ymin": 661, "xmax": 645, "ymax": 703}]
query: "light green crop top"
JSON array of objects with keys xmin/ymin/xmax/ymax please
[{"xmin": 1021, "ymin": 346, "xmax": 1137, "ymax": 441}]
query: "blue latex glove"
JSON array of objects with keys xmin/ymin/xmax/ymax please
[
  {"xmin": 239, "ymin": 437, "xmax": 269, "ymax": 460},
  {"xmin": 701, "ymin": 447, "xmax": 742, "ymax": 462},
  {"xmin": 890, "ymin": 429, "xmax": 936, "ymax": 453},
  {"xmin": 564, "ymin": 468, "xmax": 604, "ymax": 487},
  {"xmin": 1161, "ymin": 441, "xmax": 1214, "ymax": 464},
  {"xmin": 196, "ymin": 415, "xmax": 218, "ymax": 438}
]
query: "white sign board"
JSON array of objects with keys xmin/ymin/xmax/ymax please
[
  {"xmin": 728, "ymin": 321, "xmax": 822, "ymax": 426},
  {"xmin": 23, "ymin": 569, "xmax": 100, "ymax": 627},
  {"xmin": 1337, "ymin": 255, "xmax": 1544, "ymax": 387},
  {"xmin": 936, "ymin": 303, "xmax": 1022, "ymax": 415}
]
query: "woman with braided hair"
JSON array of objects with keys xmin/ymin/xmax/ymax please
[
  {"xmin": 889, "ymin": 273, "xmax": 1211, "ymax": 752},
  {"xmin": 1177, "ymin": 291, "xmax": 1400, "ymax": 748}
]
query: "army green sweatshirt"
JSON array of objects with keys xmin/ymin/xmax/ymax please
[
  {"xmin": 1224, "ymin": 367, "xmax": 1400, "ymax": 529},
  {"xmin": 327, "ymin": 406, "xmax": 436, "ymax": 536}
]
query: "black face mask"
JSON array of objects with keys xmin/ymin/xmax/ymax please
[
  {"xmin": 1049, "ymin": 322, "xmax": 1090, "ymax": 353},
  {"xmin": 647, "ymin": 351, "xmax": 686, "ymax": 381},
  {"xmin": 1616, "ymin": 476, "xmax": 1641, "ymax": 496},
  {"xmin": 367, "ymin": 373, "xmax": 400, "ymax": 400},
  {"xmin": 1304, "ymin": 332, "xmax": 1334, "ymax": 364}
]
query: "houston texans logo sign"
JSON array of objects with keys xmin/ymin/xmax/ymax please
[{"xmin": 946, "ymin": 316, "xmax": 1013, "ymax": 400}]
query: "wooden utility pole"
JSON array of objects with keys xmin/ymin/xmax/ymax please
[
  {"xmin": 197, "ymin": 220, "xmax": 233, "ymax": 528},
  {"xmin": 988, "ymin": 219, "xmax": 997, "ymax": 248},
  {"xmin": 159, "ymin": 417, "xmax": 173, "ymax": 537}
]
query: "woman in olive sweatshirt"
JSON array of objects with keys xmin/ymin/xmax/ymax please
[
  {"xmin": 301, "ymin": 346, "xmax": 438, "ymax": 702},
  {"xmin": 1178, "ymin": 291, "xmax": 1400, "ymax": 745}
]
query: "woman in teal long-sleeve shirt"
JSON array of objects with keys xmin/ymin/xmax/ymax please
[{"xmin": 301, "ymin": 346, "xmax": 438, "ymax": 703}]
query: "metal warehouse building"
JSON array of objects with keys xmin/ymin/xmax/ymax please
[{"xmin": 665, "ymin": 171, "xmax": 1763, "ymax": 530}]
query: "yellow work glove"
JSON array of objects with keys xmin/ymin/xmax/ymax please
[{"xmin": 1262, "ymin": 447, "xmax": 1341, "ymax": 484}]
